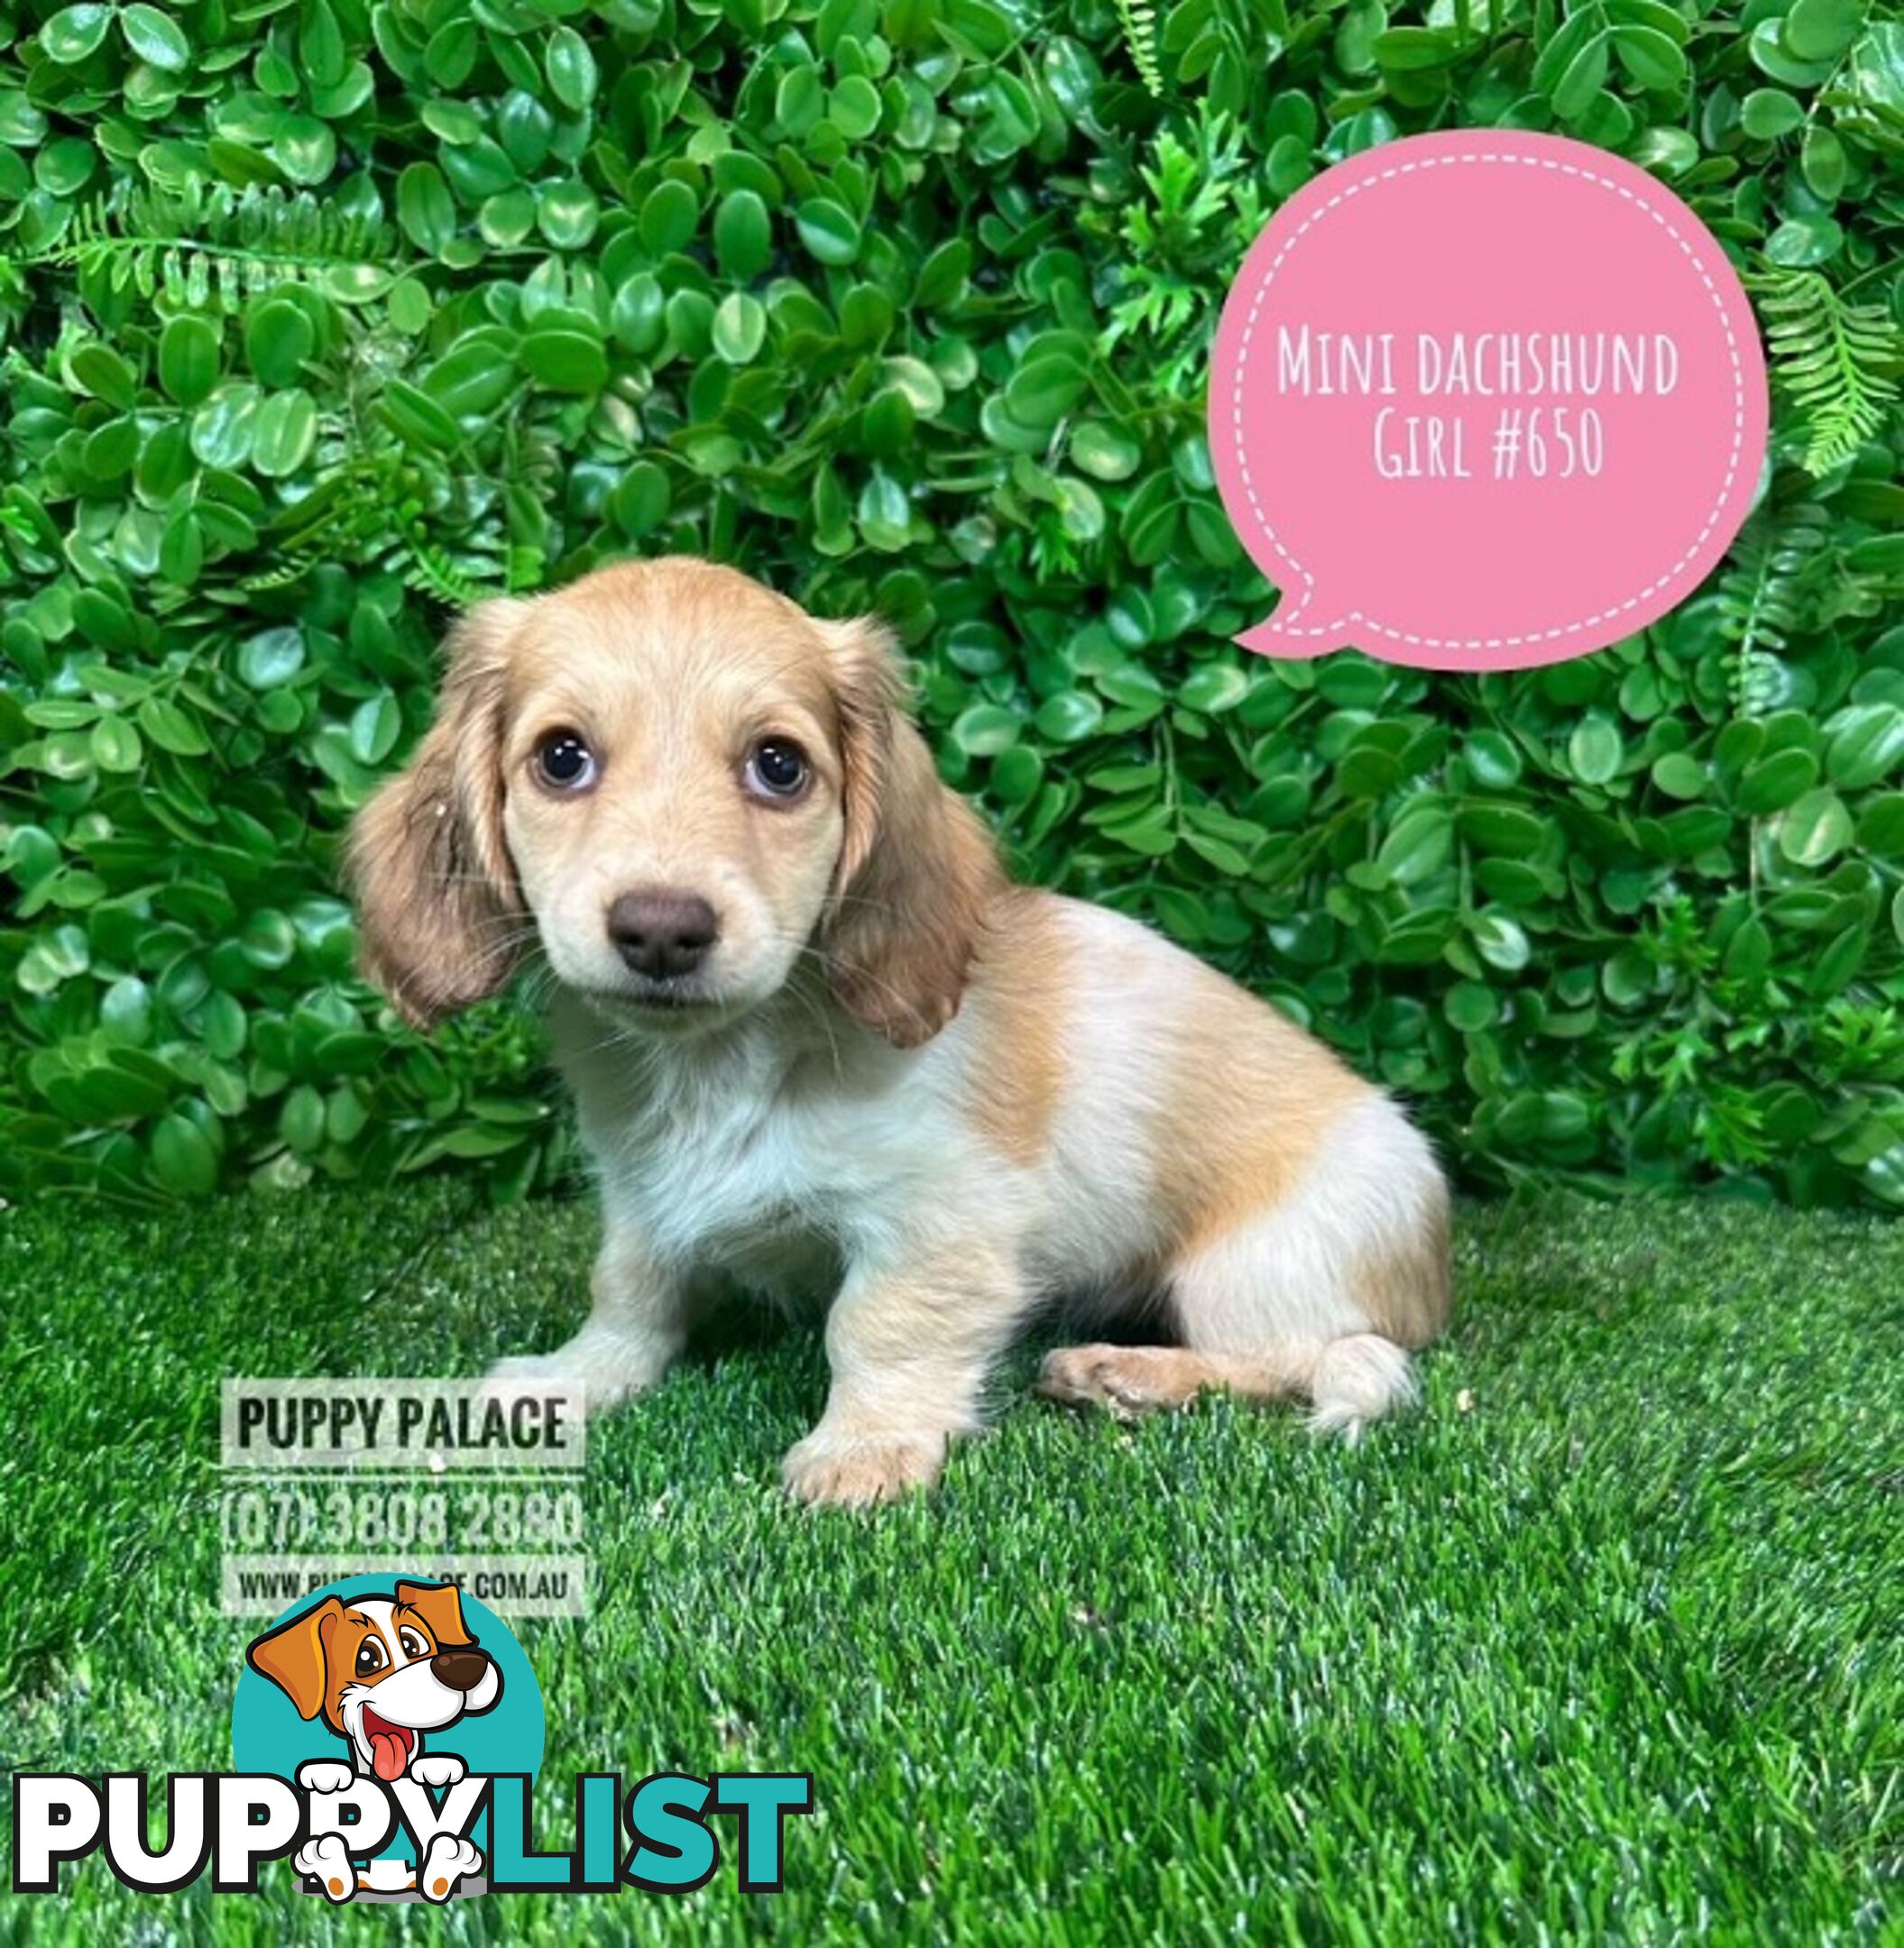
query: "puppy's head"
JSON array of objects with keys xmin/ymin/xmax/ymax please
[
  {"xmin": 245, "ymin": 1581, "xmax": 501, "ymax": 1781},
  {"xmin": 350, "ymin": 557, "xmax": 1000, "ymax": 1047}
]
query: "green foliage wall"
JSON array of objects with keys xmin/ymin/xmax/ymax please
[{"xmin": 2, "ymin": 0, "xmax": 1902, "ymax": 1208}]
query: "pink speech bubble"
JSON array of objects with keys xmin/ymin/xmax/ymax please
[{"xmin": 1210, "ymin": 131, "xmax": 1769, "ymax": 673}]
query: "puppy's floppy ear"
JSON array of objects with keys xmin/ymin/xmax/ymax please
[
  {"xmin": 246, "ymin": 1595, "xmax": 343, "ymax": 1720},
  {"xmin": 817, "ymin": 617, "xmax": 1004, "ymax": 1048},
  {"xmin": 348, "ymin": 600, "xmax": 529, "ymax": 1031},
  {"xmin": 395, "ymin": 1579, "xmax": 475, "ymax": 1649}
]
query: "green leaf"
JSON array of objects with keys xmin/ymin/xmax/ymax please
[
  {"xmin": 1552, "ymin": 30, "xmax": 1613, "ymax": 120},
  {"xmin": 137, "ymin": 695, "xmax": 209, "ymax": 757},
  {"xmin": 1034, "ymin": 692, "xmax": 1105, "ymax": 743},
  {"xmin": 150, "ymin": 1112, "xmax": 220, "ymax": 1197},
  {"xmin": 299, "ymin": 0, "xmax": 346, "ymax": 87},
  {"xmin": 1005, "ymin": 355, "xmax": 1090, "ymax": 429},
  {"xmin": 640, "ymin": 179, "xmax": 700, "ymax": 255},
  {"xmin": 1778, "ymin": 788, "xmax": 1853, "ymax": 866},
  {"xmin": 1739, "ymin": 88, "xmax": 1805, "ymax": 138},
  {"xmin": 69, "ymin": 343, "xmax": 137, "ymax": 409},
  {"xmin": 426, "ymin": 337, "xmax": 522, "ymax": 417},
  {"xmin": 122, "ymin": 4, "xmax": 191, "ymax": 70},
  {"xmin": 1071, "ymin": 423, "xmax": 1143, "ymax": 482},
  {"xmin": 90, "ymin": 715, "xmax": 143, "ymax": 773},
  {"xmin": 1766, "ymin": 216, "xmax": 1844, "ymax": 268},
  {"xmin": 1783, "ymin": 0, "xmax": 1864, "ymax": 62},
  {"xmin": 521, "ymin": 327, "xmax": 608, "ymax": 395},
  {"xmin": 1651, "ymin": 752, "xmax": 1707, "ymax": 800},
  {"xmin": 41, "ymin": 4, "xmax": 113, "ymax": 62},
  {"xmin": 712, "ymin": 292, "xmax": 767, "ymax": 364},
  {"xmin": 397, "ymin": 162, "xmax": 458, "ymax": 254},
  {"xmin": 252, "ymin": 391, "xmax": 318, "ymax": 478},
  {"xmin": 237, "ymin": 626, "xmax": 305, "ymax": 691},
  {"xmin": 159, "ymin": 317, "xmax": 220, "ymax": 407},
  {"xmin": 952, "ymin": 704, "xmax": 1022, "ymax": 757},
  {"xmin": 537, "ymin": 180, "xmax": 599, "ymax": 250},
  {"xmin": 1179, "ymin": 664, "xmax": 1250, "ymax": 713},
  {"xmin": 1799, "ymin": 126, "xmax": 1846, "ymax": 203},
  {"xmin": 714, "ymin": 190, "xmax": 772, "ymax": 281},
  {"xmin": 1470, "ymin": 912, "xmax": 1531, "ymax": 972},
  {"xmin": 777, "ymin": 65, "xmax": 825, "ymax": 136},
  {"xmin": 1373, "ymin": 26, "xmax": 1456, "ymax": 70},
  {"xmin": 1730, "ymin": 740, "xmax": 1824, "ymax": 810},
  {"xmin": 1825, "ymin": 706, "xmax": 1904, "ymax": 791},
  {"xmin": 348, "ymin": 693, "xmax": 402, "ymax": 766},
  {"xmin": 1750, "ymin": 17, "xmax": 1839, "ymax": 85},
  {"xmin": 545, "ymin": 24, "xmax": 599, "ymax": 111},
  {"xmin": 101, "ymin": 976, "xmax": 154, "ymax": 1044},
  {"xmin": 609, "ymin": 462, "xmax": 672, "ymax": 538},
  {"xmin": 1614, "ymin": 23, "xmax": 1687, "ymax": 87},
  {"xmin": 829, "ymin": 76, "xmax": 883, "ymax": 139},
  {"xmin": 244, "ymin": 299, "xmax": 315, "ymax": 389},
  {"xmin": 795, "ymin": 199, "xmax": 861, "ymax": 267},
  {"xmin": 1568, "ymin": 717, "xmax": 1623, "ymax": 785}
]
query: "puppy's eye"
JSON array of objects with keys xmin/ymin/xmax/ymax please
[
  {"xmin": 744, "ymin": 737, "xmax": 810, "ymax": 802},
  {"xmin": 397, "ymin": 1628, "xmax": 428, "ymax": 1660},
  {"xmin": 535, "ymin": 729, "xmax": 596, "ymax": 791},
  {"xmin": 354, "ymin": 1639, "xmax": 388, "ymax": 1677}
]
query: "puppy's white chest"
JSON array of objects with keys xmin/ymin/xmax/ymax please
[
  {"xmin": 621, "ymin": 1098, "xmax": 822, "ymax": 1258},
  {"xmin": 556, "ymin": 996, "xmax": 952, "ymax": 1291}
]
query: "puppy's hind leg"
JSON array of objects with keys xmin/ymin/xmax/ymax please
[
  {"xmin": 1043, "ymin": 1097, "xmax": 1449, "ymax": 1440},
  {"xmin": 1040, "ymin": 1311, "xmax": 1418, "ymax": 1444},
  {"xmin": 1037, "ymin": 1341, "xmax": 1318, "ymax": 1419}
]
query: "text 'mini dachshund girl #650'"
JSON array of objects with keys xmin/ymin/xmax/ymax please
[{"xmin": 350, "ymin": 558, "xmax": 1450, "ymax": 1506}]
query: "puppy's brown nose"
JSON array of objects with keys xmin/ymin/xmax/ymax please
[
  {"xmin": 431, "ymin": 1650, "xmax": 491, "ymax": 1693},
  {"xmin": 607, "ymin": 889, "xmax": 719, "ymax": 979}
]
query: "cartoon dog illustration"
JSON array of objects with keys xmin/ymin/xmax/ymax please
[{"xmin": 246, "ymin": 1580, "xmax": 501, "ymax": 1901}]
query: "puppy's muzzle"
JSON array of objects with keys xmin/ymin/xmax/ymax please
[
  {"xmin": 607, "ymin": 888, "xmax": 719, "ymax": 979},
  {"xmin": 430, "ymin": 1649, "xmax": 492, "ymax": 1694}
]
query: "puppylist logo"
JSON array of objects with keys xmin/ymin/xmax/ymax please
[{"xmin": 13, "ymin": 1574, "xmax": 814, "ymax": 1903}]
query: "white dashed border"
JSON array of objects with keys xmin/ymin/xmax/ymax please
[{"xmin": 1228, "ymin": 146, "xmax": 1752, "ymax": 652}]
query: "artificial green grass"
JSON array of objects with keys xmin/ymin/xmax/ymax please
[{"xmin": 0, "ymin": 1184, "xmax": 1898, "ymax": 1943}]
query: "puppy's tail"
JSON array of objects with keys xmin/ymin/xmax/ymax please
[{"xmin": 1305, "ymin": 1333, "xmax": 1418, "ymax": 1443}]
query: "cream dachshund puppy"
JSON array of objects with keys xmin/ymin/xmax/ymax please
[{"xmin": 351, "ymin": 557, "xmax": 1450, "ymax": 1505}]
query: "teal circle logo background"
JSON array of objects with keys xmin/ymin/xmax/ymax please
[{"xmin": 231, "ymin": 1573, "xmax": 545, "ymax": 1783}]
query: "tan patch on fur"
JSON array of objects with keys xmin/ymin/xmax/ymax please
[
  {"xmin": 1351, "ymin": 1177, "xmax": 1452, "ymax": 1347},
  {"xmin": 1141, "ymin": 959, "xmax": 1373, "ymax": 1259},
  {"xmin": 960, "ymin": 887, "xmax": 1069, "ymax": 1164}
]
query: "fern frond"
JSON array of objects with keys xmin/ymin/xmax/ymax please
[
  {"xmin": 1114, "ymin": 0, "xmax": 1165, "ymax": 96},
  {"xmin": 1715, "ymin": 502, "xmax": 1832, "ymax": 711},
  {"xmin": 400, "ymin": 543, "xmax": 499, "ymax": 609},
  {"xmin": 15, "ymin": 182, "xmax": 398, "ymax": 313},
  {"xmin": 1751, "ymin": 270, "xmax": 1903, "ymax": 477}
]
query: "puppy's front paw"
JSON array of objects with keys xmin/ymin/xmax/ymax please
[
  {"xmin": 781, "ymin": 1429, "xmax": 943, "ymax": 1507},
  {"xmin": 408, "ymin": 1752, "xmax": 465, "ymax": 1787},
  {"xmin": 418, "ymin": 1833, "xmax": 483, "ymax": 1903},
  {"xmin": 296, "ymin": 1760, "xmax": 356, "ymax": 1796},
  {"xmin": 485, "ymin": 1328, "xmax": 669, "ymax": 1416},
  {"xmin": 293, "ymin": 1833, "xmax": 356, "ymax": 1904}
]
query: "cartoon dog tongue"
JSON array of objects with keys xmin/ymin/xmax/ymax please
[{"xmin": 365, "ymin": 1721, "xmax": 410, "ymax": 1781}]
